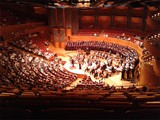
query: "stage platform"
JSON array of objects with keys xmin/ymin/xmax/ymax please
[
  {"xmin": 62, "ymin": 52, "xmax": 134, "ymax": 89},
  {"xmin": 48, "ymin": 46, "xmax": 134, "ymax": 89}
]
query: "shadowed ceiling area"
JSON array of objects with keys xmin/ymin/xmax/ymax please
[{"xmin": 1, "ymin": 0, "xmax": 160, "ymax": 8}]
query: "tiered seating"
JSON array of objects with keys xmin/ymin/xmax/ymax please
[
  {"xmin": 80, "ymin": 24, "xmax": 102, "ymax": 29},
  {"xmin": 141, "ymin": 48, "xmax": 154, "ymax": 63},
  {"xmin": 146, "ymin": 33, "xmax": 160, "ymax": 49},
  {"xmin": 107, "ymin": 28, "xmax": 147, "ymax": 37},
  {"xmin": 76, "ymin": 29, "xmax": 102, "ymax": 36},
  {"xmin": 103, "ymin": 28, "xmax": 147, "ymax": 44},
  {"xmin": 151, "ymin": 11, "xmax": 160, "ymax": 21},
  {"xmin": 0, "ymin": 46, "xmax": 77, "ymax": 91},
  {"xmin": 76, "ymin": 28, "xmax": 148, "ymax": 47},
  {"xmin": 9, "ymin": 33, "xmax": 56, "ymax": 60},
  {"xmin": 0, "ymin": 85, "xmax": 160, "ymax": 119},
  {"xmin": 0, "ymin": 107, "xmax": 31, "ymax": 120}
]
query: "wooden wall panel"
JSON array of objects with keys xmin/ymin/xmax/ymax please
[
  {"xmin": 153, "ymin": 59, "xmax": 160, "ymax": 76},
  {"xmin": 71, "ymin": 9, "xmax": 79, "ymax": 34},
  {"xmin": 97, "ymin": 8, "xmax": 113, "ymax": 15},
  {"xmin": 114, "ymin": 16, "xmax": 127, "ymax": 28},
  {"xmin": 60, "ymin": 42, "xmax": 66, "ymax": 49},
  {"xmin": 130, "ymin": 17, "xmax": 143, "ymax": 29},
  {"xmin": 139, "ymin": 63, "xmax": 160, "ymax": 86},
  {"xmin": 98, "ymin": 16, "xmax": 111, "ymax": 29},
  {"xmin": 50, "ymin": 34, "xmax": 54, "ymax": 43},
  {"xmin": 79, "ymin": 9, "xmax": 96, "ymax": 15},
  {"xmin": 131, "ymin": 7, "xmax": 144, "ymax": 17},
  {"xmin": 65, "ymin": 8, "xmax": 72, "ymax": 28},
  {"xmin": 57, "ymin": 8, "xmax": 64, "ymax": 27},
  {"xmin": 48, "ymin": 8, "xmax": 57, "ymax": 28},
  {"xmin": 33, "ymin": 7, "xmax": 48, "ymax": 14},
  {"xmin": 59, "ymin": 28, "xmax": 65, "ymax": 42},
  {"xmin": 80, "ymin": 16, "xmax": 95, "ymax": 28},
  {"xmin": 53, "ymin": 28, "xmax": 59, "ymax": 42},
  {"xmin": 81, "ymin": 16, "xmax": 95, "ymax": 24},
  {"xmin": 66, "ymin": 28, "xmax": 72, "ymax": 37},
  {"xmin": 115, "ymin": 6, "xmax": 128, "ymax": 16},
  {"xmin": 146, "ymin": 15, "xmax": 160, "ymax": 32},
  {"xmin": 54, "ymin": 42, "xmax": 60, "ymax": 48}
]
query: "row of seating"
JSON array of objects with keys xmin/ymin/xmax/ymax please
[
  {"xmin": 1, "ymin": 84, "xmax": 160, "ymax": 102},
  {"xmin": 151, "ymin": 11, "xmax": 160, "ymax": 21},
  {"xmin": 0, "ymin": 46, "xmax": 77, "ymax": 91},
  {"xmin": 1, "ymin": 107, "xmax": 159, "ymax": 120},
  {"xmin": 0, "ymin": 40, "xmax": 159, "ymax": 118},
  {"xmin": 76, "ymin": 28, "xmax": 147, "ymax": 48},
  {"xmin": 147, "ymin": 32, "xmax": 160, "ymax": 49},
  {"xmin": 76, "ymin": 29, "xmax": 101, "ymax": 36},
  {"xmin": 0, "ymin": 88, "xmax": 160, "ymax": 119},
  {"xmin": 76, "ymin": 28, "xmax": 147, "ymax": 39},
  {"xmin": 9, "ymin": 34, "xmax": 56, "ymax": 60},
  {"xmin": 141, "ymin": 47, "xmax": 155, "ymax": 63}
]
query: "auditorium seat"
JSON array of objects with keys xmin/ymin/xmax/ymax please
[
  {"xmin": 143, "ymin": 92, "xmax": 158, "ymax": 96},
  {"xmin": 53, "ymin": 100, "xmax": 92, "ymax": 108},
  {"xmin": 133, "ymin": 95, "xmax": 155, "ymax": 101},
  {"xmin": 94, "ymin": 90, "xmax": 110, "ymax": 96},
  {"xmin": 155, "ymin": 93, "xmax": 160, "ymax": 99},
  {"xmin": 103, "ymin": 95, "xmax": 128, "ymax": 101},
  {"xmin": 0, "ymin": 99, "xmax": 11, "ymax": 109},
  {"xmin": 145, "ymin": 101, "xmax": 160, "ymax": 105},
  {"xmin": 0, "ymin": 107, "xmax": 31, "ymax": 120},
  {"xmin": 0, "ymin": 92, "xmax": 17, "ymax": 99},
  {"xmin": 126, "ymin": 109, "xmax": 160, "ymax": 120},
  {"xmin": 112, "ymin": 92, "xmax": 124, "ymax": 95},
  {"xmin": 12, "ymin": 99, "xmax": 50, "ymax": 110},
  {"xmin": 127, "ymin": 92, "xmax": 141, "ymax": 95},
  {"xmin": 20, "ymin": 91, "xmax": 36, "ymax": 96},
  {"xmin": 126, "ymin": 92, "xmax": 142, "ymax": 99},
  {"xmin": 72, "ymin": 90, "xmax": 95, "ymax": 95},
  {"xmin": 6, "ymin": 88, "xmax": 20, "ymax": 94},
  {"xmin": 39, "ymin": 91, "xmax": 55, "ymax": 96},
  {"xmin": 95, "ymin": 101, "xmax": 132, "ymax": 109},
  {"xmin": 39, "ymin": 108, "xmax": 107, "ymax": 119},
  {"xmin": 140, "ymin": 101, "xmax": 160, "ymax": 109}
]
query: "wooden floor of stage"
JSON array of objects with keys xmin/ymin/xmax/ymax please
[{"xmin": 48, "ymin": 44, "xmax": 135, "ymax": 89}]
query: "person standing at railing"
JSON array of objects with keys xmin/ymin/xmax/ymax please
[
  {"xmin": 130, "ymin": 63, "xmax": 135, "ymax": 79},
  {"xmin": 121, "ymin": 62, "xmax": 125, "ymax": 80},
  {"xmin": 125, "ymin": 62, "xmax": 130, "ymax": 80}
]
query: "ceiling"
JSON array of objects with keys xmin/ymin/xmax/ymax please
[{"xmin": 1, "ymin": 0, "xmax": 160, "ymax": 8}]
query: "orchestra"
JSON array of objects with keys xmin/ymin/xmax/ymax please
[{"xmin": 66, "ymin": 41, "xmax": 139, "ymax": 81}]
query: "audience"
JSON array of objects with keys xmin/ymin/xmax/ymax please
[
  {"xmin": 0, "ymin": 45, "xmax": 77, "ymax": 91},
  {"xmin": 9, "ymin": 34, "xmax": 56, "ymax": 60}
]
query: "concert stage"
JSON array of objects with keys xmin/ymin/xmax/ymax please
[{"xmin": 56, "ymin": 49, "xmax": 134, "ymax": 89}]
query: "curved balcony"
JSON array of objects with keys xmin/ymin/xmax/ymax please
[
  {"xmin": 151, "ymin": 11, "xmax": 160, "ymax": 22},
  {"xmin": 140, "ymin": 33, "xmax": 160, "ymax": 86},
  {"xmin": 139, "ymin": 62, "xmax": 160, "ymax": 86},
  {"xmin": 144, "ymin": 33, "xmax": 160, "ymax": 58}
]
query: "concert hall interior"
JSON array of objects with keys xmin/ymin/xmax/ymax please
[{"xmin": 0, "ymin": 0, "xmax": 160, "ymax": 119}]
